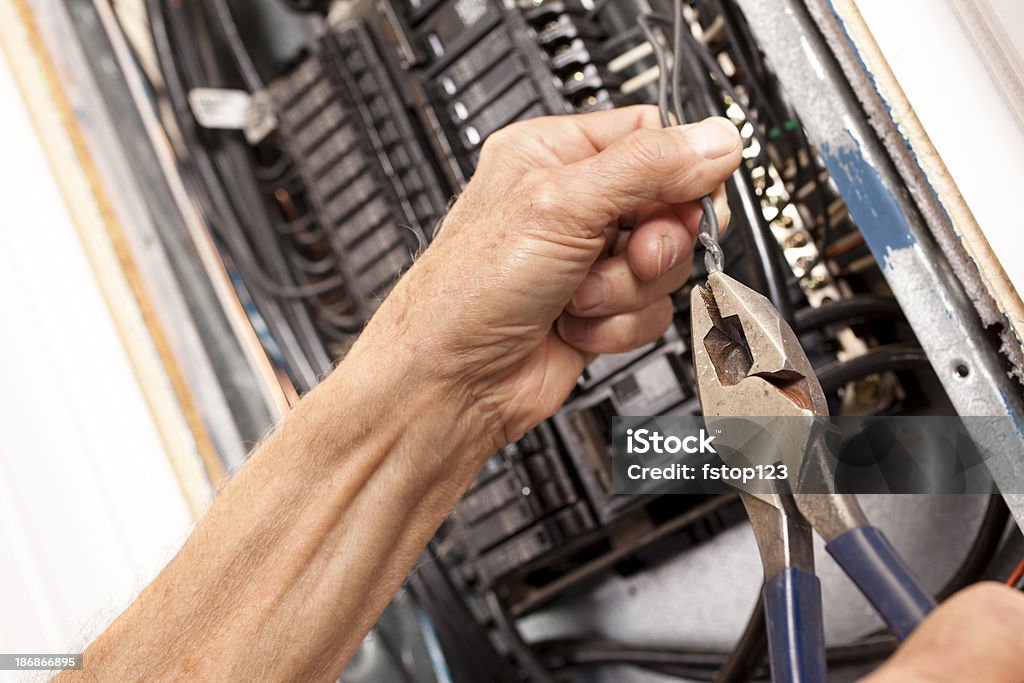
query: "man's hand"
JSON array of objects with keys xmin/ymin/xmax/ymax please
[
  {"xmin": 355, "ymin": 105, "xmax": 741, "ymax": 449},
  {"xmin": 863, "ymin": 583, "xmax": 1024, "ymax": 682}
]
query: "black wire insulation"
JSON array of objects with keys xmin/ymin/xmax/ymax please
[
  {"xmin": 638, "ymin": 7, "xmax": 723, "ymax": 274},
  {"xmin": 712, "ymin": 596, "xmax": 767, "ymax": 683},
  {"xmin": 149, "ymin": 0, "xmax": 328, "ymax": 387},
  {"xmin": 538, "ymin": 492, "xmax": 1010, "ymax": 682},
  {"xmin": 817, "ymin": 345, "xmax": 931, "ymax": 396},
  {"xmin": 485, "ymin": 592, "xmax": 557, "ymax": 683},
  {"xmin": 793, "ymin": 296, "xmax": 904, "ymax": 334},
  {"xmin": 940, "ymin": 494, "xmax": 1009, "ymax": 600},
  {"xmin": 208, "ymin": 0, "xmax": 264, "ymax": 91}
]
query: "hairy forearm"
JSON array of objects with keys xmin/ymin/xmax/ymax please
[{"xmin": 62, "ymin": 339, "xmax": 490, "ymax": 682}]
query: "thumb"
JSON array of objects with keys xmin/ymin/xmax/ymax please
[
  {"xmin": 861, "ymin": 583, "xmax": 1024, "ymax": 683},
  {"xmin": 547, "ymin": 117, "xmax": 742, "ymax": 237}
]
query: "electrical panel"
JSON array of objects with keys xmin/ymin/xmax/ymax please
[{"xmin": 213, "ymin": 0, "xmax": 959, "ymax": 677}]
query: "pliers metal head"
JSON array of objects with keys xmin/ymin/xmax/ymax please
[{"xmin": 691, "ymin": 271, "xmax": 829, "ymax": 491}]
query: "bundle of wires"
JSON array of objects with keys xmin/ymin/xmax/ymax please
[{"xmin": 146, "ymin": 0, "xmax": 336, "ymax": 391}]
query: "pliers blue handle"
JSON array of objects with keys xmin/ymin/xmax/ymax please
[
  {"xmin": 826, "ymin": 524, "xmax": 937, "ymax": 640},
  {"xmin": 763, "ymin": 566, "xmax": 827, "ymax": 683}
]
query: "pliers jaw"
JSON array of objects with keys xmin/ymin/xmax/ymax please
[{"xmin": 691, "ymin": 271, "xmax": 828, "ymax": 419}]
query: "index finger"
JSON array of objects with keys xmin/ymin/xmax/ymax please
[{"xmin": 498, "ymin": 105, "xmax": 667, "ymax": 165}]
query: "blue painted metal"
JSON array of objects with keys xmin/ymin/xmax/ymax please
[{"xmin": 819, "ymin": 143, "xmax": 915, "ymax": 254}]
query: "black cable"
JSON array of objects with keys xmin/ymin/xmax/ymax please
[
  {"xmin": 168, "ymin": 1, "xmax": 332, "ymax": 315},
  {"xmin": 939, "ymin": 493, "xmax": 1009, "ymax": 600},
  {"xmin": 410, "ymin": 550, "xmax": 518, "ymax": 683},
  {"xmin": 650, "ymin": 13, "xmax": 775, "ymax": 159},
  {"xmin": 670, "ymin": 1, "xmax": 724, "ymax": 274},
  {"xmin": 535, "ymin": 456, "xmax": 1007, "ymax": 683},
  {"xmin": 639, "ymin": 7, "xmax": 722, "ymax": 273},
  {"xmin": 817, "ymin": 345, "xmax": 930, "ymax": 396},
  {"xmin": 637, "ymin": 15, "xmax": 672, "ymax": 128},
  {"xmin": 539, "ymin": 635, "xmax": 899, "ymax": 680},
  {"xmin": 207, "ymin": 0, "xmax": 264, "ymax": 91},
  {"xmin": 485, "ymin": 592, "xmax": 557, "ymax": 683},
  {"xmin": 793, "ymin": 296, "xmax": 904, "ymax": 334},
  {"xmin": 709, "ymin": 0, "xmax": 783, "ymax": 129},
  {"xmin": 658, "ymin": 5, "xmax": 838, "ymax": 278},
  {"xmin": 713, "ymin": 597, "xmax": 767, "ymax": 682},
  {"xmin": 539, "ymin": 500, "xmax": 1014, "ymax": 683},
  {"xmin": 670, "ymin": 0, "xmax": 686, "ymax": 131}
]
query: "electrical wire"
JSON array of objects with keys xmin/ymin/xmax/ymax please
[
  {"xmin": 650, "ymin": 13, "xmax": 774, "ymax": 159},
  {"xmin": 638, "ymin": 7, "xmax": 724, "ymax": 275},
  {"xmin": 148, "ymin": 0, "xmax": 329, "ymax": 387},
  {"xmin": 637, "ymin": 15, "xmax": 671, "ymax": 128},
  {"xmin": 538, "ymin": 635, "xmax": 898, "ymax": 681},
  {"xmin": 793, "ymin": 296, "xmax": 904, "ymax": 334},
  {"xmin": 712, "ymin": 596, "xmax": 766, "ymax": 683},
  {"xmin": 657, "ymin": 2, "xmax": 839, "ymax": 310},
  {"xmin": 208, "ymin": 0, "xmax": 264, "ymax": 92},
  {"xmin": 706, "ymin": 0, "xmax": 839, "ymax": 266},
  {"xmin": 1006, "ymin": 556, "xmax": 1024, "ymax": 589},
  {"xmin": 410, "ymin": 548, "xmax": 518, "ymax": 683},
  {"xmin": 939, "ymin": 493, "xmax": 1009, "ymax": 600},
  {"xmin": 643, "ymin": 7, "xmax": 787, "ymax": 678},
  {"xmin": 538, "ymin": 492, "xmax": 1011, "ymax": 681},
  {"xmin": 816, "ymin": 345, "xmax": 931, "ymax": 396},
  {"xmin": 485, "ymin": 592, "xmax": 557, "ymax": 683},
  {"xmin": 660, "ymin": 2, "xmax": 793, "ymax": 323}
]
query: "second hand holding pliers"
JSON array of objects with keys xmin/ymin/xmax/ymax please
[{"xmin": 691, "ymin": 271, "xmax": 938, "ymax": 682}]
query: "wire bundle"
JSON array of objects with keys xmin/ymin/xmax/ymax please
[{"xmin": 637, "ymin": 3, "xmax": 724, "ymax": 275}]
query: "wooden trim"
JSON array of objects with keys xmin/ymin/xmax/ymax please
[{"xmin": 0, "ymin": 0, "xmax": 222, "ymax": 516}]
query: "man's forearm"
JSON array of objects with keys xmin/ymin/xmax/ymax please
[
  {"xmin": 64, "ymin": 346, "xmax": 490, "ymax": 682},
  {"xmin": 56, "ymin": 109, "xmax": 748, "ymax": 682}
]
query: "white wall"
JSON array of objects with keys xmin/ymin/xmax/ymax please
[
  {"xmin": 854, "ymin": 0, "xmax": 1024, "ymax": 289},
  {"xmin": 0, "ymin": 46, "xmax": 194, "ymax": 681}
]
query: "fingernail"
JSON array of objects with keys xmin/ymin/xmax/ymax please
[
  {"xmin": 679, "ymin": 118, "xmax": 740, "ymax": 159},
  {"xmin": 658, "ymin": 235, "xmax": 678, "ymax": 276},
  {"xmin": 559, "ymin": 317, "xmax": 589, "ymax": 344},
  {"xmin": 572, "ymin": 273, "xmax": 607, "ymax": 312}
]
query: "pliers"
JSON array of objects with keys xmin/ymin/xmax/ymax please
[{"xmin": 691, "ymin": 271, "xmax": 937, "ymax": 682}]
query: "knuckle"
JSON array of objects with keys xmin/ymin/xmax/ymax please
[
  {"xmin": 627, "ymin": 129, "xmax": 674, "ymax": 170},
  {"xmin": 521, "ymin": 171, "xmax": 565, "ymax": 219},
  {"xmin": 478, "ymin": 126, "xmax": 518, "ymax": 160}
]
